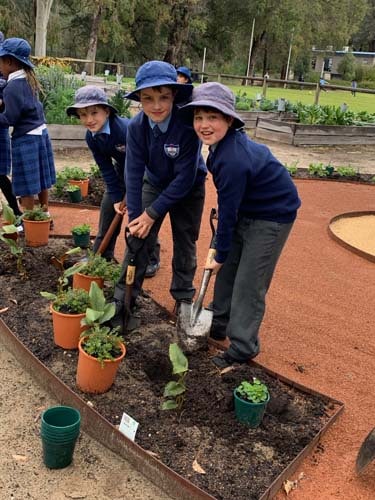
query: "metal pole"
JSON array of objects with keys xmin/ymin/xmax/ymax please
[
  {"xmin": 201, "ymin": 47, "xmax": 206, "ymax": 84},
  {"xmin": 284, "ymin": 28, "xmax": 294, "ymax": 89},
  {"xmin": 245, "ymin": 18, "xmax": 255, "ymax": 86}
]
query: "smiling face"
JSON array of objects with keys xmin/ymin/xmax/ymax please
[
  {"xmin": 76, "ymin": 105, "xmax": 110, "ymax": 133},
  {"xmin": 139, "ymin": 86, "xmax": 175, "ymax": 123},
  {"xmin": 193, "ymin": 107, "xmax": 233, "ymax": 146}
]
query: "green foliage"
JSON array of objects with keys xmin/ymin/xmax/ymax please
[
  {"xmin": 108, "ymin": 90, "xmax": 132, "ymax": 118},
  {"xmin": 337, "ymin": 53, "xmax": 356, "ymax": 81},
  {"xmin": 66, "ymin": 184, "xmax": 81, "ymax": 193},
  {"xmin": 336, "ymin": 166, "xmax": 358, "ymax": 177},
  {"xmin": 259, "ymin": 98, "xmax": 277, "ymax": 111},
  {"xmin": 89, "ymin": 164, "xmax": 102, "ymax": 178},
  {"xmin": 80, "ymin": 282, "xmax": 123, "ymax": 366},
  {"xmin": 308, "ymin": 162, "xmax": 329, "ymax": 177},
  {"xmin": 53, "ymin": 171, "xmax": 69, "ymax": 197},
  {"xmin": 36, "ymin": 65, "xmax": 81, "ymax": 125},
  {"xmin": 293, "ymin": 103, "xmax": 374, "ymax": 126},
  {"xmin": 71, "ymin": 223, "xmax": 91, "ymax": 235},
  {"xmin": 42, "ymin": 287, "xmax": 91, "ymax": 314},
  {"xmin": 235, "ymin": 378, "xmax": 269, "ymax": 404},
  {"xmin": 284, "ymin": 161, "xmax": 299, "ymax": 176},
  {"xmin": 76, "ymin": 251, "xmax": 121, "ymax": 281},
  {"xmin": 161, "ymin": 343, "xmax": 189, "ymax": 411},
  {"xmin": 0, "ymin": 204, "xmax": 25, "ymax": 277},
  {"xmin": 47, "ymin": 247, "xmax": 85, "ymax": 294},
  {"xmin": 62, "ymin": 166, "xmax": 89, "ymax": 180},
  {"xmin": 23, "ymin": 206, "xmax": 50, "ymax": 221}
]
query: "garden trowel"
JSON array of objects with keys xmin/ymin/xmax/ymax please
[
  {"xmin": 177, "ymin": 208, "xmax": 217, "ymax": 353},
  {"xmin": 356, "ymin": 427, "xmax": 375, "ymax": 473}
]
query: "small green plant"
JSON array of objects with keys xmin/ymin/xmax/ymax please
[
  {"xmin": 108, "ymin": 90, "xmax": 131, "ymax": 118},
  {"xmin": 80, "ymin": 282, "xmax": 123, "ymax": 366},
  {"xmin": 370, "ymin": 176, "xmax": 375, "ymax": 184},
  {"xmin": 285, "ymin": 161, "xmax": 299, "ymax": 176},
  {"xmin": 23, "ymin": 206, "xmax": 50, "ymax": 221},
  {"xmin": 75, "ymin": 251, "xmax": 121, "ymax": 282},
  {"xmin": 336, "ymin": 166, "xmax": 357, "ymax": 177},
  {"xmin": 0, "ymin": 204, "xmax": 25, "ymax": 277},
  {"xmin": 235, "ymin": 378, "xmax": 269, "ymax": 404},
  {"xmin": 89, "ymin": 163, "xmax": 101, "ymax": 178},
  {"xmin": 41, "ymin": 286, "xmax": 90, "ymax": 314},
  {"xmin": 308, "ymin": 162, "xmax": 328, "ymax": 177},
  {"xmin": 71, "ymin": 223, "xmax": 91, "ymax": 235},
  {"xmin": 66, "ymin": 184, "xmax": 81, "ymax": 193},
  {"xmin": 62, "ymin": 166, "xmax": 89, "ymax": 180},
  {"xmin": 49, "ymin": 247, "xmax": 85, "ymax": 294},
  {"xmin": 161, "ymin": 343, "xmax": 189, "ymax": 410},
  {"xmin": 53, "ymin": 171, "xmax": 69, "ymax": 197}
]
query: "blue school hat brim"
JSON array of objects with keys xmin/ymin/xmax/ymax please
[
  {"xmin": 0, "ymin": 38, "xmax": 34, "ymax": 69},
  {"xmin": 125, "ymin": 60, "xmax": 193, "ymax": 103},
  {"xmin": 66, "ymin": 85, "xmax": 118, "ymax": 117},
  {"xmin": 179, "ymin": 82, "xmax": 245, "ymax": 129}
]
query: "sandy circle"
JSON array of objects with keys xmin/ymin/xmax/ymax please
[{"xmin": 330, "ymin": 214, "xmax": 375, "ymax": 257}]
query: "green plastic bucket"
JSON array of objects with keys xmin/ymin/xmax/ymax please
[
  {"xmin": 68, "ymin": 189, "xmax": 82, "ymax": 203},
  {"xmin": 233, "ymin": 390, "xmax": 270, "ymax": 428},
  {"xmin": 40, "ymin": 406, "xmax": 81, "ymax": 468},
  {"xmin": 72, "ymin": 232, "xmax": 90, "ymax": 248}
]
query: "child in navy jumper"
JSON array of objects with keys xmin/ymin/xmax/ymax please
[
  {"xmin": 180, "ymin": 82, "xmax": 301, "ymax": 367},
  {"xmin": 0, "ymin": 32, "xmax": 22, "ymax": 217},
  {"xmin": 112, "ymin": 61, "xmax": 206, "ymax": 325},
  {"xmin": 0, "ymin": 38, "xmax": 55, "ymax": 212}
]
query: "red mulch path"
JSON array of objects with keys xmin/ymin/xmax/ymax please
[{"xmin": 49, "ymin": 178, "xmax": 375, "ymax": 500}]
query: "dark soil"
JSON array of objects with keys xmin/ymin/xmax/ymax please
[
  {"xmin": 50, "ymin": 175, "xmax": 105, "ymax": 206},
  {"xmin": 0, "ymin": 238, "xmax": 338, "ymax": 500}
]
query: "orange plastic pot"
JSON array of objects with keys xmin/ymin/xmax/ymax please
[
  {"xmin": 68, "ymin": 179, "xmax": 89, "ymax": 198},
  {"xmin": 76, "ymin": 337, "xmax": 126, "ymax": 394},
  {"xmin": 72, "ymin": 272, "xmax": 104, "ymax": 292},
  {"xmin": 51, "ymin": 306, "xmax": 88, "ymax": 350},
  {"xmin": 23, "ymin": 219, "xmax": 50, "ymax": 247}
]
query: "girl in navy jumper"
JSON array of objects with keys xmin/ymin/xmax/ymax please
[
  {"xmin": 0, "ymin": 33, "xmax": 22, "ymax": 217},
  {"xmin": 0, "ymin": 38, "xmax": 55, "ymax": 212},
  {"xmin": 180, "ymin": 82, "xmax": 301, "ymax": 367},
  {"xmin": 112, "ymin": 61, "xmax": 206, "ymax": 325}
]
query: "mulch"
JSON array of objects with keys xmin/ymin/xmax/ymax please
[{"xmin": 27, "ymin": 177, "xmax": 375, "ymax": 498}]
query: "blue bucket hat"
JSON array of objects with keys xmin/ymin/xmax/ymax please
[
  {"xmin": 177, "ymin": 66, "xmax": 192, "ymax": 83},
  {"xmin": 125, "ymin": 61, "xmax": 192, "ymax": 103},
  {"xmin": 0, "ymin": 38, "xmax": 34, "ymax": 68},
  {"xmin": 66, "ymin": 85, "xmax": 118, "ymax": 117},
  {"xmin": 179, "ymin": 82, "xmax": 245, "ymax": 129}
]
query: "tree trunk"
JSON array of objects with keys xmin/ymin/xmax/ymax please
[
  {"xmin": 35, "ymin": 0, "xmax": 54, "ymax": 56},
  {"xmin": 84, "ymin": 2, "xmax": 103, "ymax": 75},
  {"xmin": 163, "ymin": 1, "xmax": 194, "ymax": 65}
]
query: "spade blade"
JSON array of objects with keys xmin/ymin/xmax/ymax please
[{"xmin": 356, "ymin": 428, "xmax": 375, "ymax": 473}]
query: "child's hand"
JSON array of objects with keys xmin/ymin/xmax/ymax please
[
  {"xmin": 128, "ymin": 211, "xmax": 154, "ymax": 238},
  {"xmin": 113, "ymin": 201, "xmax": 127, "ymax": 215},
  {"xmin": 205, "ymin": 259, "xmax": 222, "ymax": 275}
]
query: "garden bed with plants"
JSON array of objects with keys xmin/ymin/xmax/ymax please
[
  {"xmin": 0, "ymin": 236, "xmax": 342, "ymax": 500},
  {"xmin": 284, "ymin": 162, "xmax": 375, "ymax": 184}
]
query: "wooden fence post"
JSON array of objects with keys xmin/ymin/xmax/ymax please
[
  {"xmin": 262, "ymin": 77, "xmax": 268, "ymax": 98},
  {"xmin": 314, "ymin": 83, "xmax": 321, "ymax": 105},
  {"xmin": 90, "ymin": 60, "xmax": 95, "ymax": 76}
]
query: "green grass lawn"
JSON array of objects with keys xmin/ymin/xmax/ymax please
[{"xmin": 121, "ymin": 77, "xmax": 375, "ymax": 114}]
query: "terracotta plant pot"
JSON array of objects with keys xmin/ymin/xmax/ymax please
[
  {"xmin": 51, "ymin": 306, "xmax": 88, "ymax": 350},
  {"xmin": 72, "ymin": 272, "xmax": 104, "ymax": 292},
  {"xmin": 23, "ymin": 219, "xmax": 50, "ymax": 247},
  {"xmin": 76, "ymin": 337, "xmax": 126, "ymax": 394},
  {"xmin": 68, "ymin": 179, "xmax": 89, "ymax": 198}
]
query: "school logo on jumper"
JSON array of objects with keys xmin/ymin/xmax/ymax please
[{"xmin": 164, "ymin": 144, "xmax": 180, "ymax": 158}]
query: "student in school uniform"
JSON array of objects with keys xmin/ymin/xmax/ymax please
[
  {"xmin": 0, "ymin": 32, "xmax": 22, "ymax": 217},
  {"xmin": 180, "ymin": 82, "xmax": 301, "ymax": 367},
  {"xmin": 0, "ymin": 38, "xmax": 55, "ymax": 214},
  {"xmin": 176, "ymin": 66, "xmax": 193, "ymax": 84},
  {"xmin": 66, "ymin": 85, "xmax": 160, "ymax": 267},
  {"xmin": 111, "ymin": 60, "xmax": 206, "ymax": 328}
]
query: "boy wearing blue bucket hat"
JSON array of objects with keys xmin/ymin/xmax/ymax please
[
  {"xmin": 0, "ymin": 38, "xmax": 55, "ymax": 213},
  {"xmin": 112, "ymin": 60, "xmax": 206, "ymax": 325},
  {"xmin": 177, "ymin": 66, "xmax": 192, "ymax": 84},
  {"xmin": 180, "ymin": 82, "xmax": 301, "ymax": 367}
]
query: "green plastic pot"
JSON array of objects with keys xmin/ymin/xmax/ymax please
[
  {"xmin": 40, "ymin": 406, "xmax": 81, "ymax": 469},
  {"xmin": 72, "ymin": 232, "xmax": 90, "ymax": 248},
  {"xmin": 233, "ymin": 390, "xmax": 270, "ymax": 428},
  {"xmin": 68, "ymin": 189, "xmax": 82, "ymax": 203}
]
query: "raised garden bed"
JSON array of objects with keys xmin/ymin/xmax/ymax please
[
  {"xmin": 255, "ymin": 118, "xmax": 375, "ymax": 146},
  {"xmin": 0, "ymin": 238, "xmax": 343, "ymax": 500},
  {"xmin": 236, "ymin": 111, "xmax": 296, "ymax": 131},
  {"xmin": 47, "ymin": 124, "xmax": 87, "ymax": 149}
]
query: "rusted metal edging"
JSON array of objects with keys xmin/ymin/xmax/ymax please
[
  {"xmin": 208, "ymin": 338, "xmax": 344, "ymax": 499},
  {"xmin": 328, "ymin": 211, "xmax": 375, "ymax": 264},
  {"xmin": 0, "ymin": 318, "xmax": 215, "ymax": 500}
]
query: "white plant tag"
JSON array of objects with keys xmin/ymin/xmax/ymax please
[{"xmin": 119, "ymin": 412, "xmax": 139, "ymax": 441}]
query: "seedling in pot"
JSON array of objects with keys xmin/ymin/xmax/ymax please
[
  {"xmin": 71, "ymin": 223, "xmax": 91, "ymax": 235},
  {"xmin": 80, "ymin": 282, "xmax": 123, "ymax": 366},
  {"xmin": 63, "ymin": 165, "xmax": 89, "ymax": 180},
  {"xmin": 161, "ymin": 343, "xmax": 189, "ymax": 411},
  {"xmin": 41, "ymin": 286, "xmax": 91, "ymax": 314},
  {"xmin": 66, "ymin": 184, "xmax": 81, "ymax": 193},
  {"xmin": 23, "ymin": 205, "xmax": 51, "ymax": 221},
  {"xmin": 235, "ymin": 378, "xmax": 269, "ymax": 404}
]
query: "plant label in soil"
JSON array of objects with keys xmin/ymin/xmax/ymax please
[{"xmin": 119, "ymin": 412, "xmax": 139, "ymax": 441}]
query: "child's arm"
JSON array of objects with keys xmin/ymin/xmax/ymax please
[
  {"xmin": 0, "ymin": 82, "xmax": 24, "ymax": 127},
  {"xmin": 125, "ymin": 121, "xmax": 147, "ymax": 221}
]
